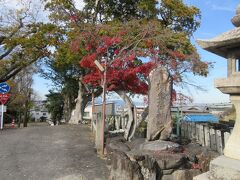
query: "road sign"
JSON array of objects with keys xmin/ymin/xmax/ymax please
[
  {"xmin": 0, "ymin": 93, "xmax": 11, "ymax": 105},
  {"xmin": 0, "ymin": 82, "xmax": 11, "ymax": 93},
  {"xmin": 94, "ymin": 60, "xmax": 104, "ymax": 72}
]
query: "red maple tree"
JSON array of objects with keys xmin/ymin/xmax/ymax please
[
  {"xmin": 74, "ymin": 23, "xmax": 210, "ymax": 98},
  {"xmin": 78, "ymin": 32, "xmax": 154, "ymax": 95}
]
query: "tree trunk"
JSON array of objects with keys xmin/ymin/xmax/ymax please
[
  {"xmin": 147, "ymin": 66, "xmax": 173, "ymax": 141},
  {"xmin": 18, "ymin": 111, "xmax": 21, "ymax": 128},
  {"xmin": 69, "ymin": 79, "xmax": 84, "ymax": 124},
  {"xmin": 62, "ymin": 94, "xmax": 72, "ymax": 123},
  {"xmin": 116, "ymin": 90, "xmax": 136, "ymax": 141},
  {"xmin": 23, "ymin": 103, "xmax": 28, "ymax": 127}
]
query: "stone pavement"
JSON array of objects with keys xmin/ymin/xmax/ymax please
[{"xmin": 0, "ymin": 124, "xmax": 109, "ymax": 180}]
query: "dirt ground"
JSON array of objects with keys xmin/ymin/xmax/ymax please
[{"xmin": 0, "ymin": 124, "xmax": 109, "ymax": 180}]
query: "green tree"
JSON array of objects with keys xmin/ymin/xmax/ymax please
[
  {"xmin": 0, "ymin": 1, "xmax": 61, "ymax": 82},
  {"xmin": 79, "ymin": 0, "xmax": 207, "ymax": 141},
  {"xmin": 45, "ymin": 91, "xmax": 64, "ymax": 125},
  {"xmin": 7, "ymin": 67, "xmax": 35, "ymax": 127},
  {"xmin": 43, "ymin": 0, "xmax": 103, "ymax": 124}
]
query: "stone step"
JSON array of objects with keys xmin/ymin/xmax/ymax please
[{"xmin": 209, "ymin": 156, "xmax": 240, "ymax": 180}]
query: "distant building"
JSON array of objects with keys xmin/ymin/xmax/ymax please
[
  {"xmin": 171, "ymin": 105, "xmax": 209, "ymax": 116},
  {"xmin": 83, "ymin": 102, "xmax": 116, "ymax": 120},
  {"xmin": 29, "ymin": 101, "xmax": 51, "ymax": 121},
  {"xmin": 208, "ymin": 103, "xmax": 233, "ymax": 116}
]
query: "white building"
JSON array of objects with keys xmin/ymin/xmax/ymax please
[
  {"xmin": 83, "ymin": 102, "xmax": 116, "ymax": 120},
  {"xmin": 29, "ymin": 101, "xmax": 51, "ymax": 121}
]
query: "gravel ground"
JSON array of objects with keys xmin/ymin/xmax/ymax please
[{"xmin": 0, "ymin": 124, "xmax": 109, "ymax": 180}]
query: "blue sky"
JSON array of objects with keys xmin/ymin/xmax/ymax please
[
  {"xmin": 179, "ymin": 0, "xmax": 239, "ymax": 103},
  {"xmin": 33, "ymin": 0, "xmax": 239, "ymax": 103}
]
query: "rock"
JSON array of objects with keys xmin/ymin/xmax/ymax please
[
  {"xmin": 109, "ymin": 150, "xmax": 144, "ymax": 180},
  {"xmin": 161, "ymin": 174, "xmax": 173, "ymax": 180},
  {"xmin": 107, "ymin": 141, "xmax": 131, "ymax": 152},
  {"xmin": 155, "ymin": 153, "xmax": 186, "ymax": 170},
  {"xmin": 139, "ymin": 140, "xmax": 180, "ymax": 152},
  {"xmin": 139, "ymin": 161, "xmax": 158, "ymax": 180},
  {"xmin": 106, "ymin": 137, "xmax": 131, "ymax": 166},
  {"xmin": 196, "ymin": 149, "xmax": 219, "ymax": 172},
  {"xmin": 172, "ymin": 169, "xmax": 201, "ymax": 180},
  {"xmin": 183, "ymin": 143, "xmax": 204, "ymax": 163},
  {"xmin": 126, "ymin": 138, "xmax": 146, "ymax": 150},
  {"xmin": 162, "ymin": 169, "xmax": 175, "ymax": 175},
  {"xmin": 126, "ymin": 150, "xmax": 145, "ymax": 162},
  {"xmin": 147, "ymin": 67, "xmax": 173, "ymax": 141},
  {"xmin": 126, "ymin": 150, "xmax": 161, "ymax": 179}
]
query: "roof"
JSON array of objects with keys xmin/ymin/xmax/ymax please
[
  {"xmin": 183, "ymin": 114, "xmax": 219, "ymax": 123},
  {"xmin": 171, "ymin": 105, "xmax": 209, "ymax": 113},
  {"xmin": 197, "ymin": 27, "xmax": 240, "ymax": 58}
]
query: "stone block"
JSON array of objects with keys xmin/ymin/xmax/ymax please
[
  {"xmin": 161, "ymin": 174, "xmax": 173, "ymax": 180},
  {"xmin": 209, "ymin": 156, "xmax": 240, "ymax": 180},
  {"xmin": 139, "ymin": 140, "xmax": 180, "ymax": 152},
  {"xmin": 155, "ymin": 153, "xmax": 186, "ymax": 170},
  {"xmin": 162, "ymin": 169, "xmax": 174, "ymax": 175},
  {"xmin": 109, "ymin": 150, "xmax": 144, "ymax": 180},
  {"xmin": 193, "ymin": 172, "xmax": 209, "ymax": 180}
]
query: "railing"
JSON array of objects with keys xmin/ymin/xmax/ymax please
[{"xmin": 180, "ymin": 121, "xmax": 233, "ymax": 154}]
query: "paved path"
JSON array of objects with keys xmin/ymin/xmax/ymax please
[{"xmin": 0, "ymin": 124, "xmax": 109, "ymax": 180}]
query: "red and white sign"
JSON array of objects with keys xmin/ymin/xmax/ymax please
[{"xmin": 0, "ymin": 93, "xmax": 11, "ymax": 105}]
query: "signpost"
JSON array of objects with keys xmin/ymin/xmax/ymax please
[
  {"xmin": 0, "ymin": 82, "xmax": 11, "ymax": 130},
  {"xmin": 0, "ymin": 82, "xmax": 11, "ymax": 93}
]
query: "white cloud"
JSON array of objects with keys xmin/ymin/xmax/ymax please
[{"xmin": 211, "ymin": 4, "xmax": 235, "ymax": 12}]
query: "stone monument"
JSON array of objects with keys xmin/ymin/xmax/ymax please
[{"xmin": 194, "ymin": 4, "xmax": 240, "ymax": 180}]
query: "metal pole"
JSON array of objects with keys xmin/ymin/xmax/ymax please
[
  {"xmin": 101, "ymin": 59, "xmax": 107, "ymax": 155},
  {"xmin": 1, "ymin": 104, "xmax": 3, "ymax": 130}
]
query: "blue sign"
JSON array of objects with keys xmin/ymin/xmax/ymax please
[{"xmin": 0, "ymin": 82, "xmax": 10, "ymax": 93}]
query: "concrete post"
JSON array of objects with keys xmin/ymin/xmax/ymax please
[
  {"xmin": 204, "ymin": 126, "xmax": 210, "ymax": 148},
  {"xmin": 224, "ymin": 96, "xmax": 240, "ymax": 160},
  {"xmin": 95, "ymin": 113, "xmax": 104, "ymax": 153}
]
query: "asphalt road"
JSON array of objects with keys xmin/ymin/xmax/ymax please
[{"xmin": 0, "ymin": 124, "xmax": 109, "ymax": 180}]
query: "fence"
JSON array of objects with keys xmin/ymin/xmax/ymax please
[
  {"xmin": 92, "ymin": 113, "xmax": 129, "ymax": 132},
  {"xmin": 180, "ymin": 121, "xmax": 233, "ymax": 154},
  {"xmin": 92, "ymin": 113, "xmax": 128, "ymax": 152}
]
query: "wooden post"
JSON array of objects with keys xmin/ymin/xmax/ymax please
[{"xmin": 100, "ymin": 59, "xmax": 107, "ymax": 155}]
